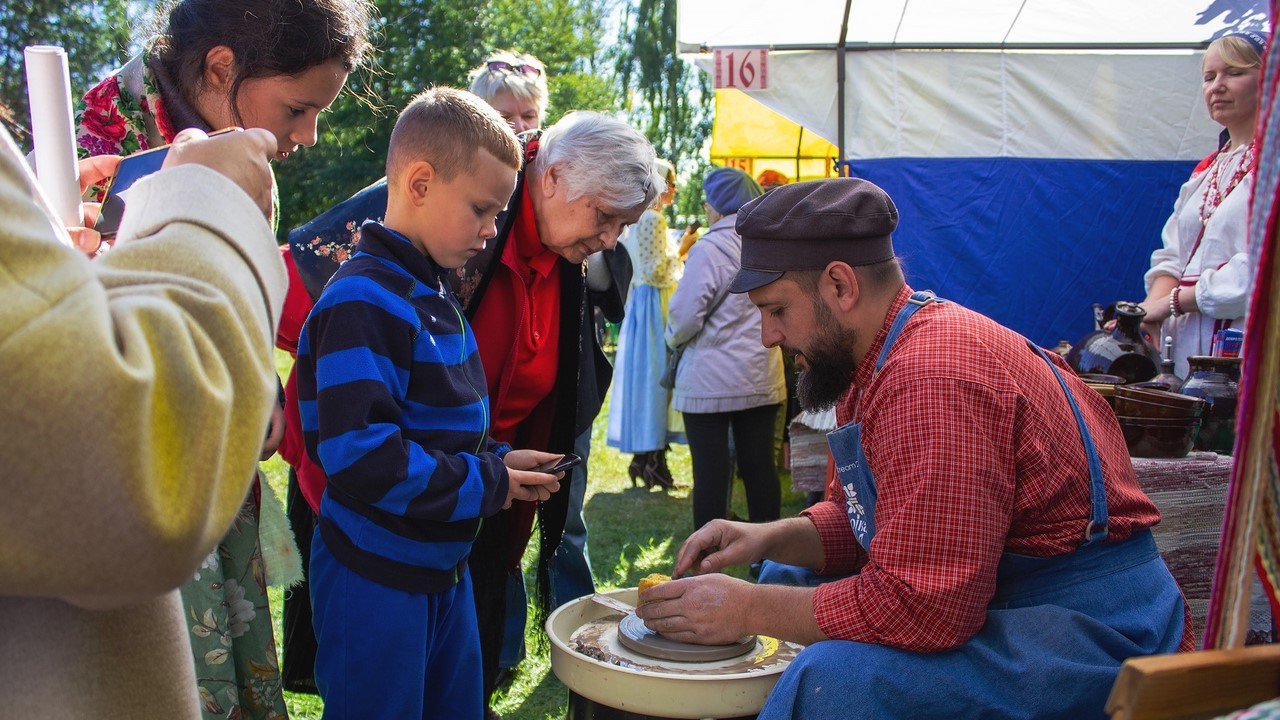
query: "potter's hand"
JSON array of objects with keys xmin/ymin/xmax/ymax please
[
  {"xmin": 636, "ymin": 573, "xmax": 756, "ymax": 645},
  {"xmin": 673, "ymin": 519, "xmax": 765, "ymax": 578}
]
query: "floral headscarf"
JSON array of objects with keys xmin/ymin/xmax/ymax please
[
  {"xmin": 76, "ymin": 48, "xmax": 178, "ymax": 165},
  {"xmin": 75, "ymin": 45, "xmax": 277, "ymax": 229}
]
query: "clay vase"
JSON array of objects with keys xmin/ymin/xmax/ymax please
[
  {"xmin": 1131, "ymin": 358, "xmax": 1185, "ymax": 393},
  {"xmin": 1179, "ymin": 355, "xmax": 1241, "ymax": 454},
  {"xmin": 1067, "ymin": 302, "xmax": 1161, "ymax": 383}
]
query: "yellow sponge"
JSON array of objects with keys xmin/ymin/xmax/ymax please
[{"xmin": 638, "ymin": 573, "xmax": 671, "ymax": 603}]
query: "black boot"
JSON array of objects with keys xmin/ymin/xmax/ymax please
[{"xmin": 628, "ymin": 453, "xmax": 650, "ymax": 488}]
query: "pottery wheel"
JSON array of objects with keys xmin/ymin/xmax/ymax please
[{"xmin": 616, "ymin": 612, "xmax": 756, "ymax": 662}]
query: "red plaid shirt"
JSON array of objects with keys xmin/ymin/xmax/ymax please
[{"xmin": 800, "ymin": 287, "xmax": 1162, "ymax": 650}]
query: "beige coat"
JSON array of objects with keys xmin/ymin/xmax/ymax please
[{"xmin": 0, "ymin": 128, "xmax": 285, "ymax": 718}]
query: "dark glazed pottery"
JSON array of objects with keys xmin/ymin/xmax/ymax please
[
  {"xmin": 1116, "ymin": 415, "xmax": 1201, "ymax": 458},
  {"xmin": 1179, "ymin": 356, "xmax": 1241, "ymax": 454},
  {"xmin": 1067, "ymin": 302, "xmax": 1160, "ymax": 384}
]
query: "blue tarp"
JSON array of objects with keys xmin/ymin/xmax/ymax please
[{"xmin": 848, "ymin": 157, "xmax": 1198, "ymax": 347}]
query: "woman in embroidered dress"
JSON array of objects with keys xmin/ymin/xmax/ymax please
[
  {"xmin": 1128, "ymin": 32, "xmax": 1264, "ymax": 377},
  {"xmin": 74, "ymin": 1, "xmax": 374, "ymax": 717},
  {"xmin": 607, "ymin": 157, "xmax": 683, "ymax": 489}
]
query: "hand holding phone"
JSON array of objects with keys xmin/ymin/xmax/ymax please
[
  {"xmin": 536, "ymin": 453, "xmax": 583, "ymax": 476},
  {"xmin": 67, "ymin": 154, "xmax": 121, "ymax": 253},
  {"xmin": 502, "ymin": 450, "xmax": 570, "ymax": 508},
  {"xmin": 93, "ymin": 143, "xmax": 170, "ymax": 239},
  {"xmin": 94, "ymin": 128, "xmax": 274, "ymax": 238}
]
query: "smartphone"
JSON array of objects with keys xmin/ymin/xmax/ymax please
[
  {"xmin": 536, "ymin": 453, "xmax": 583, "ymax": 475},
  {"xmin": 688, "ymin": 220, "xmax": 701, "ymax": 232},
  {"xmin": 94, "ymin": 129, "xmax": 234, "ymax": 238}
]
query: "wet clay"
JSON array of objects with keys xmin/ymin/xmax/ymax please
[{"xmin": 568, "ymin": 612, "xmax": 803, "ymax": 677}]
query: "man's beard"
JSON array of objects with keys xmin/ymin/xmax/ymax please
[{"xmin": 793, "ymin": 301, "xmax": 858, "ymax": 411}]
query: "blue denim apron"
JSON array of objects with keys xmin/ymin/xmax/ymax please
[{"xmin": 759, "ymin": 291, "xmax": 1187, "ymax": 720}]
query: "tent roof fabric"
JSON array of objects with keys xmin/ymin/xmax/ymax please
[{"xmin": 678, "ymin": 0, "xmax": 1267, "ymax": 51}]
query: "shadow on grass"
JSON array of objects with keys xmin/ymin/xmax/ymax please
[{"xmin": 586, "ymin": 485, "xmax": 693, "ymax": 588}]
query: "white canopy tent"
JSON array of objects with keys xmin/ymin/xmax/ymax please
[{"xmin": 677, "ymin": 0, "xmax": 1270, "ymax": 345}]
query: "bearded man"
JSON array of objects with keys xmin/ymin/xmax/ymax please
[{"xmin": 636, "ymin": 178, "xmax": 1193, "ymax": 719}]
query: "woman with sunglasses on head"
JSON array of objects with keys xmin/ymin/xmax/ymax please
[
  {"xmin": 75, "ymin": 0, "xmax": 374, "ymax": 716},
  {"xmin": 468, "ymin": 50, "xmax": 548, "ymax": 134},
  {"xmin": 470, "ymin": 49, "xmax": 600, "ymax": 704}
]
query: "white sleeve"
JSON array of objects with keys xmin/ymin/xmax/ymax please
[
  {"xmin": 665, "ymin": 239, "xmax": 718, "ymax": 349},
  {"xmin": 1196, "ymin": 250, "xmax": 1254, "ymax": 319}
]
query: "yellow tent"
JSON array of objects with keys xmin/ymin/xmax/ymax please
[{"xmin": 709, "ymin": 88, "xmax": 837, "ymax": 185}]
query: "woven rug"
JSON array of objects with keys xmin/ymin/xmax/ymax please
[{"xmin": 1134, "ymin": 453, "xmax": 1271, "ymax": 643}]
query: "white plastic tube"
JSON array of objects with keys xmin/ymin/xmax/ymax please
[{"xmin": 24, "ymin": 45, "xmax": 82, "ymax": 232}]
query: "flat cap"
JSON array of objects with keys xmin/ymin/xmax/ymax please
[{"xmin": 729, "ymin": 177, "xmax": 898, "ymax": 293}]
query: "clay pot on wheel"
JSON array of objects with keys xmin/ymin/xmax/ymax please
[
  {"xmin": 1067, "ymin": 302, "xmax": 1161, "ymax": 384},
  {"xmin": 1179, "ymin": 356, "xmax": 1241, "ymax": 455}
]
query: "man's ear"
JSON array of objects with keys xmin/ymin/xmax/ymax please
[
  {"xmin": 403, "ymin": 160, "xmax": 436, "ymax": 205},
  {"xmin": 202, "ymin": 46, "xmax": 237, "ymax": 95},
  {"xmin": 822, "ymin": 261, "xmax": 860, "ymax": 313}
]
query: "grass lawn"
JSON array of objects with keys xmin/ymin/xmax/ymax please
[{"xmin": 262, "ymin": 350, "xmax": 806, "ymax": 719}]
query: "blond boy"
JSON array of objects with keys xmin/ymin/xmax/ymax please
[{"xmin": 297, "ymin": 88, "xmax": 563, "ymax": 720}]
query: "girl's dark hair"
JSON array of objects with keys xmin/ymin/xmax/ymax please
[{"xmin": 151, "ymin": 0, "xmax": 374, "ymax": 120}]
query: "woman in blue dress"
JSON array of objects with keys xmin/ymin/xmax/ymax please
[{"xmin": 608, "ymin": 158, "xmax": 683, "ymax": 489}]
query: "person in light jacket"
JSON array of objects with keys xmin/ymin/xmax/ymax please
[
  {"xmin": 667, "ymin": 167, "xmax": 786, "ymax": 530},
  {"xmin": 0, "ymin": 126, "xmax": 286, "ymax": 720}
]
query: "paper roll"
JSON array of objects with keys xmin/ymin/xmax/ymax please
[{"xmin": 24, "ymin": 45, "xmax": 82, "ymax": 232}]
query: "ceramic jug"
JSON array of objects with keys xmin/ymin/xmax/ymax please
[
  {"xmin": 1067, "ymin": 302, "xmax": 1161, "ymax": 383},
  {"xmin": 1134, "ymin": 337, "xmax": 1184, "ymax": 392},
  {"xmin": 1179, "ymin": 355, "xmax": 1241, "ymax": 454}
]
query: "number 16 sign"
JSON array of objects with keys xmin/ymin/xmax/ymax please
[{"xmin": 714, "ymin": 49, "xmax": 768, "ymax": 90}]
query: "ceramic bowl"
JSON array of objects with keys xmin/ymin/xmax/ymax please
[
  {"xmin": 1116, "ymin": 415, "xmax": 1201, "ymax": 458},
  {"xmin": 1112, "ymin": 394, "xmax": 1205, "ymax": 419},
  {"xmin": 1079, "ymin": 373, "xmax": 1127, "ymax": 385},
  {"xmin": 1113, "ymin": 386, "xmax": 1206, "ymax": 418}
]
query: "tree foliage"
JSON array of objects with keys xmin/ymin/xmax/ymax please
[
  {"xmin": 1, "ymin": 1, "xmax": 713, "ymax": 236},
  {"xmin": 274, "ymin": 0, "xmax": 620, "ymax": 234},
  {"xmin": 0, "ymin": 1, "xmax": 133, "ymax": 151},
  {"xmin": 613, "ymin": 0, "xmax": 713, "ymax": 226}
]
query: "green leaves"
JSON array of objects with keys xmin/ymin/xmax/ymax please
[
  {"xmin": 613, "ymin": 0, "xmax": 713, "ymax": 225},
  {"xmin": 0, "ymin": 0, "xmax": 133, "ymax": 150},
  {"xmin": 274, "ymin": 0, "xmax": 622, "ymax": 236}
]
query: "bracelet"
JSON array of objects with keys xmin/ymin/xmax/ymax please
[{"xmin": 1169, "ymin": 287, "xmax": 1183, "ymax": 317}]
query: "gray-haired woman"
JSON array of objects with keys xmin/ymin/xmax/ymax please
[
  {"xmin": 285, "ymin": 109, "xmax": 662, "ymax": 716},
  {"xmin": 467, "ymin": 50, "xmax": 548, "ymax": 134}
]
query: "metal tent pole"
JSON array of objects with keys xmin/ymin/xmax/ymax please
[{"xmin": 837, "ymin": 0, "xmax": 853, "ymax": 176}]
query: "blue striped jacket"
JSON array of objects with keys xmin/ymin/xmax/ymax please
[{"xmin": 296, "ymin": 221, "xmax": 511, "ymax": 593}]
